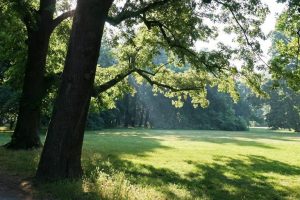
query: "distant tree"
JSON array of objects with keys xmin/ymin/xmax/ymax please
[
  {"xmin": 133, "ymin": 85, "xmax": 249, "ymax": 131},
  {"xmin": 235, "ymin": 84, "xmax": 267, "ymax": 126},
  {"xmin": 266, "ymin": 82, "xmax": 300, "ymax": 132},
  {"xmin": 266, "ymin": 2, "xmax": 300, "ymax": 131}
]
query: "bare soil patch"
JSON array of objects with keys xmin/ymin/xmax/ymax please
[{"xmin": 0, "ymin": 171, "xmax": 34, "ymax": 200}]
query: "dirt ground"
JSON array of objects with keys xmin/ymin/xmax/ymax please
[{"xmin": 0, "ymin": 171, "xmax": 34, "ymax": 200}]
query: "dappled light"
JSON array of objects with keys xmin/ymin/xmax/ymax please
[
  {"xmin": 1, "ymin": 0, "xmax": 300, "ymax": 199},
  {"xmin": 1, "ymin": 128, "xmax": 300, "ymax": 199}
]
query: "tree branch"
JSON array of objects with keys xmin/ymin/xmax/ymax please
[
  {"xmin": 92, "ymin": 68, "xmax": 136, "ymax": 96},
  {"xmin": 51, "ymin": 10, "xmax": 75, "ymax": 31},
  {"xmin": 136, "ymin": 68, "xmax": 156, "ymax": 76},
  {"xmin": 92, "ymin": 65, "xmax": 203, "ymax": 97},
  {"xmin": 135, "ymin": 68, "xmax": 202, "ymax": 92},
  {"xmin": 106, "ymin": 0, "xmax": 171, "ymax": 26},
  {"xmin": 215, "ymin": 0, "xmax": 270, "ymax": 67},
  {"xmin": 140, "ymin": 17, "xmax": 222, "ymax": 76}
]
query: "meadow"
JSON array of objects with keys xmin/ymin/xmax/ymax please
[{"xmin": 0, "ymin": 128, "xmax": 300, "ymax": 200}]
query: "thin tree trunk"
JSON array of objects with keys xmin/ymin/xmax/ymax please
[
  {"xmin": 144, "ymin": 109, "xmax": 150, "ymax": 128},
  {"xmin": 131, "ymin": 95, "xmax": 137, "ymax": 127},
  {"xmin": 139, "ymin": 107, "xmax": 144, "ymax": 127},
  {"xmin": 36, "ymin": 0, "xmax": 113, "ymax": 180},
  {"xmin": 9, "ymin": 120, "xmax": 15, "ymax": 130},
  {"xmin": 116, "ymin": 111, "xmax": 121, "ymax": 127},
  {"xmin": 5, "ymin": 0, "xmax": 55, "ymax": 149},
  {"xmin": 124, "ymin": 94, "xmax": 130, "ymax": 128}
]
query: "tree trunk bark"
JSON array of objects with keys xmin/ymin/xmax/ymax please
[
  {"xmin": 5, "ymin": 0, "xmax": 55, "ymax": 149},
  {"xmin": 36, "ymin": 0, "xmax": 113, "ymax": 180},
  {"xmin": 144, "ymin": 109, "xmax": 150, "ymax": 128},
  {"xmin": 6, "ymin": 33, "xmax": 49, "ymax": 149},
  {"xmin": 124, "ymin": 94, "xmax": 130, "ymax": 128},
  {"xmin": 131, "ymin": 95, "xmax": 137, "ymax": 127},
  {"xmin": 139, "ymin": 107, "xmax": 144, "ymax": 127},
  {"xmin": 9, "ymin": 120, "xmax": 15, "ymax": 130}
]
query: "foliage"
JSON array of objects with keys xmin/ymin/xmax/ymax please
[
  {"xmin": 0, "ymin": 5, "xmax": 22, "ymax": 125},
  {"xmin": 0, "ymin": 0, "xmax": 72, "ymax": 125},
  {"xmin": 263, "ymin": 3, "xmax": 300, "ymax": 131},
  {"xmin": 87, "ymin": 83, "xmax": 252, "ymax": 131},
  {"xmin": 87, "ymin": 46, "xmax": 254, "ymax": 131},
  {"xmin": 146, "ymin": 85, "xmax": 248, "ymax": 130},
  {"xmin": 88, "ymin": 0, "xmax": 271, "ymax": 111},
  {"xmin": 0, "ymin": 86, "xmax": 19, "ymax": 126},
  {"xmin": 0, "ymin": 1, "xmax": 27, "ymax": 89},
  {"xmin": 265, "ymin": 82, "xmax": 300, "ymax": 132},
  {"xmin": 270, "ymin": 5, "xmax": 300, "ymax": 91},
  {"xmin": 0, "ymin": 0, "xmax": 275, "ymax": 130},
  {"xmin": 41, "ymin": 19, "xmax": 72, "ymax": 121}
]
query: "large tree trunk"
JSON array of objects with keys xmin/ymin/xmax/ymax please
[
  {"xmin": 5, "ymin": 0, "xmax": 55, "ymax": 149},
  {"xmin": 36, "ymin": 0, "xmax": 113, "ymax": 180}
]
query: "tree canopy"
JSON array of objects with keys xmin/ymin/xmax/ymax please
[{"xmin": 270, "ymin": 4, "xmax": 300, "ymax": 91}]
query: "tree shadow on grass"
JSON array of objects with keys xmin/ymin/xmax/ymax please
[
  {"xmin": 148, "ymin": 129, "xmax": 300, "ymax": 143},
  {"xmin": 89, "ymin": 129, "xmax": 282, "ymax": 150},
  {"xmin": 83, "ymin": 131, "xmax": 172, "ymax": 157},
  {"xmin": 80, "ymin": 130, "xmax": 300, "ymax": 199},
  {"xmin": 185, "ymin": 155, "xmax": 300, "ymax": 200},
  {"xmin": 86, "ymin": 154, "xmax": 300, "ymax": 200},
  {"xmin": 190, "ymin": 137, "xmax": 277, "ymax": 149},
  {"xmin": 2, "ymin": 130, "xmax": 299, "ymax": 199},
  {"xmin": 173, "ymin": 132, "xmax": 299, "ymax": 143},
  {"xmin": 158, "ymin": 132, "xmax": 277, "ymax": 150},
  {"xmin": 0, "ymin": 130, "xmax": 172, "ymax": 199}
]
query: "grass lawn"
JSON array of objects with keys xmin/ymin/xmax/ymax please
[{"xmin": 0, "ymin": 128, "xmax": 300, "ymax": 200}]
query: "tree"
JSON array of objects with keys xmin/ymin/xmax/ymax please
[
  {"xmin": 265, "ymin": 82, "xmax": 300, "ymax": 132},
  {"xmin": 36, "ymin": 0, "xmax": 114, "ymax": 180},
  {"xmin": 266, "ymin": 2, "xmax": 300, "ymax": 130},
  {"xmin": 270, "ymin": 4, "xmax": 300, "ymax": 91},
  {"xmin": 2, "ymin": 0, "xmax": 74, "ymax": 149},
  {"xmin": 36, "ymin": 0, "xmax": 269, "ymax": 180}
]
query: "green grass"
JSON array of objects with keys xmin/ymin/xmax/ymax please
[{"xmin": 0, "ymin": 128, "xmax": 300, "ymax": 200}]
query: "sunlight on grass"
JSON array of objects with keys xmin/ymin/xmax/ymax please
[
  {"xmin": 0, "ymin": 128, "xmax": 300, "ymax": 199},
  {"xmin": 0, "ymin": 126, "xmax": 11, "ymax": 131}
]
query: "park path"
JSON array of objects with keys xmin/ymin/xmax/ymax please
[{"xmin": 0, "ymin": 171, "xmax": 35, "ymax": 200}]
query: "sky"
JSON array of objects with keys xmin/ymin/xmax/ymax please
[
  {"xmin": 260, "ymin": 0, "xmax": 286, "ymax": 58},
  {"xmin": 261, "ymin": 0, "xmax": 285, "ymax": 33},
  {"xmin": 196, "ymin": 0, "xmax": 286, "ymax": 62}
]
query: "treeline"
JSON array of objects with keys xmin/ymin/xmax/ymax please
[
  {"xmin": 71, "ymin": 76, "xmax": 300, "ymax": 132},
  {"xmin": 87, "ymin": 84, "xmax": 251, "ymax": 131}
]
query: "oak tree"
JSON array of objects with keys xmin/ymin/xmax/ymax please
[{"xmin": 36, "ymin": 0, "xmax": 269, "ymax": 179}]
